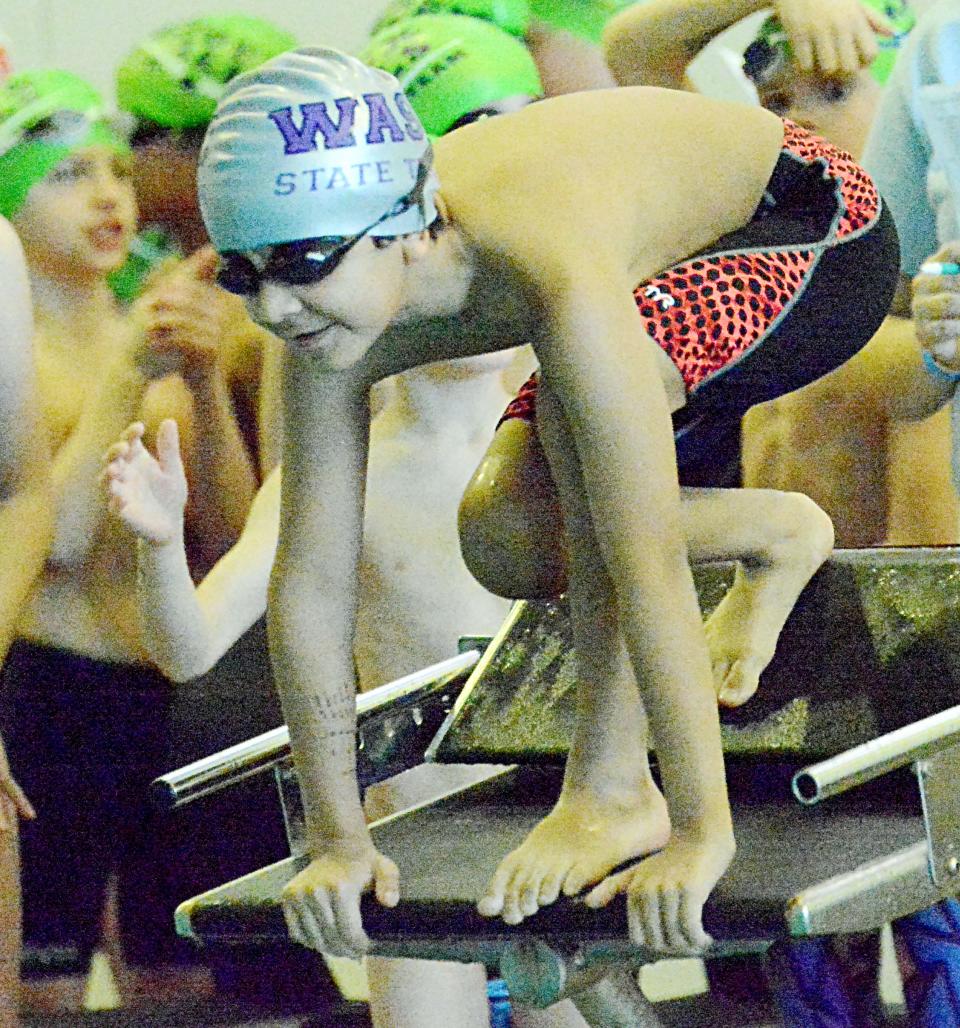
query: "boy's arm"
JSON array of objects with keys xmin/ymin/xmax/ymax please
[
  {"xmin": 0, "ymin": 217, "xmax": 44, "ymax": 482},
  {"xmin": 269, "ymin": 354, "xmax": 398, "ymax": 960},
  {"xmin": 256, "ymin": 334, "xmax": 285, "ymax": 477},
  {"xmin": 48, "ymin": 355, "xmax": 153, "ymax": 566},
  {"xmin": 45, "ymin": 285, "xmax": 199, "ymax": 568},
  {"xmin": 178, "ymin": 360, "xmax": 259, "ymax": 564},
  {"xmin": 860, "ymin": 246, "xmax": 960, "ymax": 424},
  {"xmin": 175, "ymin": 466, "xmax": 280, "ymax": 675},
  {"xmin": 144, "ymin": 250, "xmax": 258, "ymax": 569},
  {"xmin": 0, "ymin": 216, "xmax": 51, "ymax": 611},
  {"xmin": 604, "ymin": 0, "xmax": 879, "ymax": 90},
  {"xmin": 536, "ymin": 266, "xmax": 734, "ymax": 948},
  {"xmin": 0, "ymin": 218, "xmax": 45, "ymax": 824},
  {"xmin": 105, "ymin": 422, "xmax": 280, "ymax": 681},
  {"xmin": 603, "ymin": 0, "xmax": 767, "ymax": 89},
  {"xmin": 864, "ymin": 315, "xmax": 956, "ymax": 422}
]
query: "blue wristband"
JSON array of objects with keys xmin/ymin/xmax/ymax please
[{"xmin": 922, "ymin": 349, "xmax": 960, "ymax": 383}]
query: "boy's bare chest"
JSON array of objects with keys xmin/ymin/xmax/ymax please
[{"xmin": 37, "ymin": 349, "xmax": 98, "ymax": 450}]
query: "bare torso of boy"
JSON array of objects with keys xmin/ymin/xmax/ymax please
[
  {"xmin": 19, "ymin": 319, "xmax": 191, "ymax": 662},
  {"xmin": 356, "ymin": 359, "xmax": 518, "ymax": 690}
]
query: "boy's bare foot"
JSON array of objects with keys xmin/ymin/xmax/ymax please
[
  {"xmin": 704, "ymin": 495, "xmax": 833, "ymax": 707},
  {"xmin": 478, "ymin": 778, "xmax": 670, "ymax": 924},
  {"xmin": 704, "ymin": 580, "xmax": 779, "ymax": 708}
]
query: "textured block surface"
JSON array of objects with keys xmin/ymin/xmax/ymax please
[{"xmin": 432, "ymin": 549, "xmax": 960, "ymax": 764}]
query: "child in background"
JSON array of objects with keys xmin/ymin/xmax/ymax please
[
  {"xmin": 0, "ymin": 216, "xmax": 49, "ymax": 1028},
  {"xmin": 0, "ymin": 69, "xmax": 255, "ymax": 1012},
  {"xmin": 372, "ymin": 0, "xmax": 624, "ymax": 95},
  {"xmin": 114, "ymin": 15, "xmax": 298, "ymax": 474},
  {"xmin": 602, "ymin": 0, "xmax": 956, "ymax": 554}
]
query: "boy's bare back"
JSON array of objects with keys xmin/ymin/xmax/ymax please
[{"xmin": 435, "ymin": 88, "xmax": 785, "ymax": 285}]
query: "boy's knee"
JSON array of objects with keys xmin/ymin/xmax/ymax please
[
  {"xmin": 458, "ymin": 476, "xmax": 565, "ymax": 599},
  {"xmin": 779, "ymin": 492, "xmax": 835, "ymax": 557}
]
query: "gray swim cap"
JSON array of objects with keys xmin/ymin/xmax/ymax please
[{"xmin": 198, "ymin": 47, "xmax": 438, "ymax": 252}]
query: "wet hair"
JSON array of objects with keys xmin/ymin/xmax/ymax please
[
  {"xmin": 743, "ymin": 32, "xmax": 788, "ymax": 88},
  {"xmin": 129, "ymin": 119, "xmax": 207, "ymax": 150}
]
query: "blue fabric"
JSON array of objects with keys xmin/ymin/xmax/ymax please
[
  {"xmin": 488, "ymin": 977, "xmax": 513, "ymax": 1028},
  {"xmin": 895, "ymin": 899, "xmax": 960, "ymax": 1028},
  {"xmin": 862, "ymin": 0, "xmax": 960, "ymax": 276},
  {"xmin": 768, "ymin": 938, "xmax": 865, "ymax": 1028}
]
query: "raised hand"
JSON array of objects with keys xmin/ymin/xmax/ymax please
[
  {"xmin": 775, "ymin": 0, "xmax": 887, "ymax": 76},
  {"xmin": 102, "ymin": 420, "xmax": 188, "ymax": 544},
  {"xmin": 131, "ymin": 247, "xmax": 234, "ymax": 384},
  {"xmin": 281, "ymin": 837, "xmax": 400, "ymax": 959}
]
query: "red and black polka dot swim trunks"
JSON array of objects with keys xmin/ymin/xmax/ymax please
[{"xmin": 498, "ymin": 119, "xmax": 891, "ymax": 433}]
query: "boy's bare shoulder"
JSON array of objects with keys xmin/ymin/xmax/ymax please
[
  {"xmin": 435, "ymin": 87, "xmax": 779, "ymax": 177},
  {"xmin": 434, "ymin": 89, "xmax": 783, "ymax": 281},
  {"xmin": 0, "ymin": 216, "xmax": 29, "ymax": 308}
]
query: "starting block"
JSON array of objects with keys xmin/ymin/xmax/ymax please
[{"xmin": 161, "ymin": 547, "xmax": 960, "ymax": 1025}]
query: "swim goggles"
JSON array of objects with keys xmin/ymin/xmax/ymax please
[{"xmin": 216, "ymin": 149, "xmax": 434, "ymax": 296}]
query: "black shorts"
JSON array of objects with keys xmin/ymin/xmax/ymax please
[{"xmin": 0, "ymin": 640, "xmax": 191, "ymax": 969}]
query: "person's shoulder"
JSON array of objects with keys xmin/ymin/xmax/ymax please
[
  {"xmin": 434, "ymin": 87, "xmax": 767, "ymax": 196},
  {"xmin": 0, "ymin": 216, "xmax": 32, "ymax": 343},
  {"xmin": 900, "ymin": 0, "xmax": 960, "ymax": 86}
]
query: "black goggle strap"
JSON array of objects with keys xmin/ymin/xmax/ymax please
[{"xmin": 367, "ymin": 146, "xmax": 434, "ymax": 231}]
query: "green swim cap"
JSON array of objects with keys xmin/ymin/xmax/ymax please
[
  {"xmin": 746, "ymin": 0, "xmax": 915, "ymax": 87},
  {"xmin": 0, "ymin": 70, "xmax": 129, "ymax": 219},
  {"xmin": 362, "ymin": 14, "xmax": 542, "ymax": 137},
  {"xmin": 117, "ymin": 15, "xmax": 297, "ymax": 131},
  {"xmin": 108, "ymin": 227, "xmax": 181, "ymax": 304},
  {"xmin": 372, "ymin": 0, "xmax": 531, "ymax": 40},
  {"xmin": 528, "ymin": 0, "xmax": 636, "ymax": 44}
]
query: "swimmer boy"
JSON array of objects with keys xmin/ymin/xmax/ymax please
[{"xmin": 196, "ymin": 49, "xmax": 897, "ymax": 958}]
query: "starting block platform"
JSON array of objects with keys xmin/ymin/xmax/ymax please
[{"xmin": 165, "ymin": 548, "xmax": 960, "ymax": 1024}]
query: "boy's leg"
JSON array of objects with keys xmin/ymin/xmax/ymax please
[
  {"xmin": 0, "ymin": 815, "xmax": 20, "ymax": 1028},
  {"xmin": 368, "ymin": 957, "xmax": 491, "ymax": 1028},
  {"xmin": 681, "ymin": 487, "xmax": 834, "ymax": 707},
  {"xmin": 479, "ymin": 382, "xmax": 670, "ymax": 926},
  {"xmin": 474, "ymin": 468, "xmax": 831, "ymax": 925},
  {"xmin": 458, "ymin": 418, "xmax": 566, "ymax": 600},
  {"xmin": 461, "ymin": 419, "xmax": 834, "ymax": 709}
]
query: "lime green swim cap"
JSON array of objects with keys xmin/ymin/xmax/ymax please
[
  {"xmin": 0, "ymin": 70, "xmax": 129, "ymax": 219},
  {"xmin": 362, "ymin": 14, "xmax": 542, "ymax": 137},
  {"xmin": 372, "ymin": 0, "xmax": 531, "ymax": 39},
  {"xmin": 746, "ymin": 0, "xmax": 915, "ymax": 87},
  {"xmin": 528, "ymin": 0, "xmax": 636, "ymax": 44},
  {"xmin": 108, "ymin": 227, "xmax": 181, "ymax": 305},
  {"xmin": 117, "ymin": 15, "xmax": 297, "ymax": 131}
]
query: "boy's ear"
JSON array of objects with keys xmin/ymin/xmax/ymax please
[
  {"xmin": 400, "ymin": 229, "xmax": 433, "ymax": 264},
  {"xmin": 401, "ymin": 190, "xmax": 447, "ymax": 263}
]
